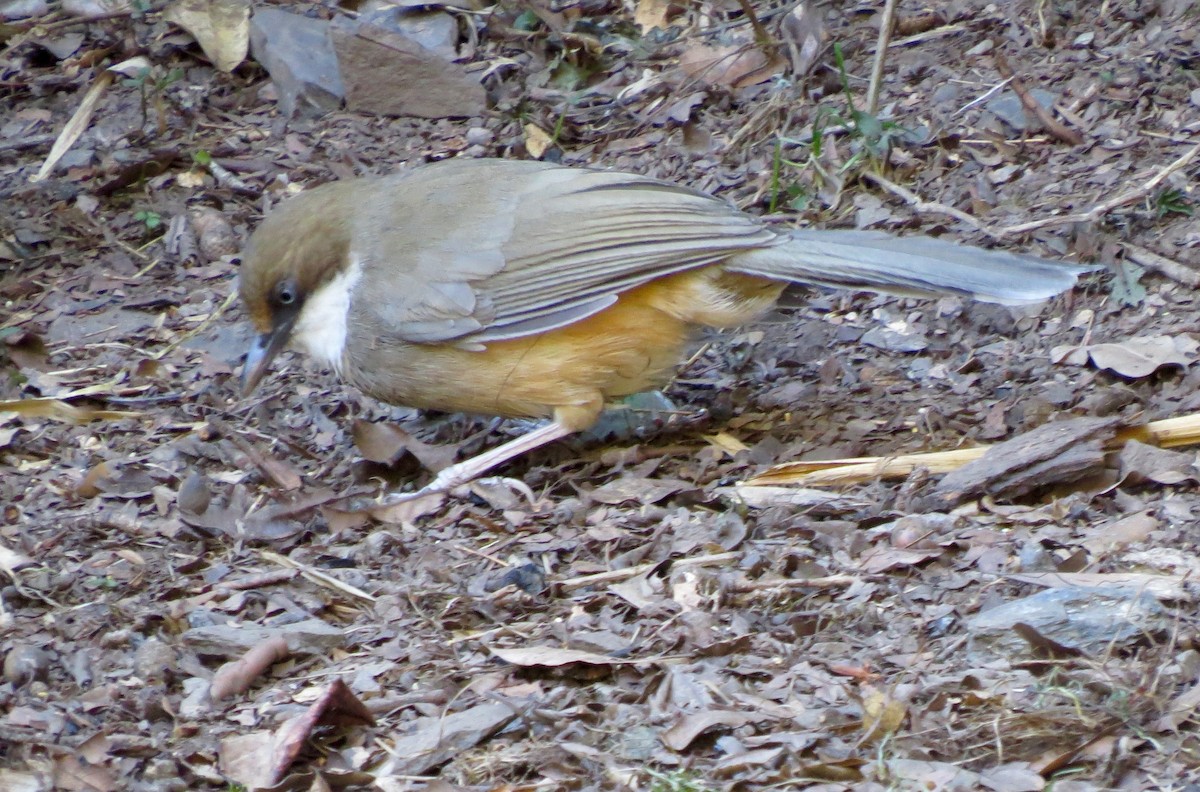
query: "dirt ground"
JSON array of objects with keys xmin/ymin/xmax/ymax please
[{"xmin": 3, "ymin": 0, "xmax": 1200, "ymax": 790}]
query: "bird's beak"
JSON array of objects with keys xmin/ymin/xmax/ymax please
[{"xmin": 241, "ymin": 318, "xmax": 295, "ymax": 395}]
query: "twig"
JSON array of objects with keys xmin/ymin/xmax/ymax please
[
  {"xmin": 1000, "ymin": 140, "xmax": 1200, "ymax": 236},
  {"xmin": 727, "ymin": 574, "xmax": 861, "ymax": 592},
  {"xmin": 0, "ymin": 134, "xmax": 55, "ymax": 153},
  {"xmin": 1124, "ymin": 243, "xmax": 1200, "ymax": 288},
  {"xmin": 261, "ymin": 550, "xmax": 376, "ymax": 603},
  {"xmin": 734, "ymin": 0, "xmax": 774, "ymax": 51},
  {"xmin": 993, "ymin": 53, "xmax": 1083, "ymax": 145},
  {"xmin": 866, "ymin": 141, "xmax": 1200, "ymax": 240},
  {"xmin": 861, "ymin": 171, "xmax": 1000, "ymax": 237},
  {"xmin": 209, "ymin": 415, "xmax": 302, "ymax": 491},
  {"xmin": 151, "ymin": 289, "xmax": 237, "ymax": 360},
  {"xmin": 955, "ymin": 76, "xmax": 1014, "ymax": 115},
  {"xmin": 865, "ymin": 0, "xmax": 900, "ymax": 116},
  {"xmin": 558, "ymin": 552, "xmax": 739, "ymax": 592},
  {"xmin": 17, "ymin": 7, "xmax": 145, "ymax": 33},
  {"xmin": 885, "ymin": 22, "xmax": 967, "ymax": 49}
]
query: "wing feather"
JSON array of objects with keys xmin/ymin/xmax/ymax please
[{"xmin": 350, "ymin": 160, "xmax": 780, "ymax": 345}]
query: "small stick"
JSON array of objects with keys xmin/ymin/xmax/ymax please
[
  {"xmin": 862, "ymin": 171, "xmax": 999, "ymax": 237},
  {"xmin": 993, "ymin": 53, "xmax": 1083, "ymax": 145},
  {"xmin": 865, "ymin": 0, "xmax": 900, "ymax": 116},
  {"xmin": 261, "ymin": 550, "xmax": 377, "ymax": 603},
  {"xmin": 866, "ymin": 142, "xmax": 1200, "ymax": 240},
  {"xmin": 1000, "ymin": 140, "xmax": 1200, "ymax": 235},
  {"xmin": 1124, "ymin": 243, "xmax": 1200, "ymax": 288},
  {"xmin": 208, "ymin": 415, "xmax": 302, "ymax": 491},
  {"xmin": 558, "ymin": 552, "xmax": 739, "ymax": 592},
  {"xmin": 727, "ymin": 574, "xmax": 861, "ymax": 592},
  {"xmin": 734, "ymin": 0, "xmax": 774, "ymax": 51},
  {"xmin": 0, "ymin": 134, "xmax": 55, "ymax": 153}
]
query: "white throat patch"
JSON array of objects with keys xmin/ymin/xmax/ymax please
[{"xmin": 290, "ymin": 253, "xmax": 363, "ymax": 374}]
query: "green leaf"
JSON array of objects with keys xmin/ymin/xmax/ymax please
[
  {"xmin": 514, "ymin": 10, "xmax": 540, "ymax": 31},
  {"xmin": 549, "ymin": 60, "xmax": 588, "ymax": 91}
]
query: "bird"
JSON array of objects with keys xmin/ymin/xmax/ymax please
[{"xmin": 238, "ymin": 157, "xmax": 1090, "ymax": 499}]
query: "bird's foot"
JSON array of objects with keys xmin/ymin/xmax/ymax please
[{"xmin": 377, "ymin": 474, "xmax": 537, "ymax": 508}]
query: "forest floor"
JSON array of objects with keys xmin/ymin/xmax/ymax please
[{"xmin": 3, "ymin": 0, "xmax": 1200, "ymax": 790}]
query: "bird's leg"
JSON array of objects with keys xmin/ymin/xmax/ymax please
[{"xmin": 384, "ymin": 420, "xmax": 575, "ymax": 504}]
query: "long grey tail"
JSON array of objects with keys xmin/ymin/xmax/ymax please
[{"xmin": 727, "ymin": 229, "xmax": 1093, "ymax": 304}]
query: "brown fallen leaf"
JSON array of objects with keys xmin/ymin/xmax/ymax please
[
  {"xmin": 523, "ymin": 123, "xmax": 553, "ymax": 159},
  {"xmin": 860, "ymin": 688, "xmax": 907, "ymax": 744},
  {"xmin": 374, "ymin": 701, "xmax": 519, "ymax": 776},
  {"xmin": 351, "ymin": 419, "xmax": 458, "ymax": 471},
  {"xmin": 634, "ymin": 0, "xmax": 673, "ymax": 32},
  {"xmin": 661, "ymin": 710, "xmax": 758, "ymax": 752},
  {"xmin": 270, "ymin": 680, "xmax": 375, "ymax": 782},
  {"xmin": 1007, "ymin": 571, "xmax": 1190, "ymax": 602},
  {"xmin": 0, "ymin": 398, "xmax": 139, "ymax": 424},
  {"xmin": 678, "ymin": 42, "xmax": 786, "ymax": 89},
  {"xmin": 163, "ymin": 0, "xmax": 250, "ymax": 72},
  {"xmin": 1051, "ymin": 334, "xmax": 1198, "ymax": 378},
  {"xmin": 1117, "ymin": 440, "xmax": 1198, "ymax": 485}
]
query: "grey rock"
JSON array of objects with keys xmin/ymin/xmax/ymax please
[
  {"xmin": 183, "ymin": 618, "xmax": 345, "ymax": 657},
  {"xmin": 249, "ymin": 7, "xmax": 344, "ymax": 118},
  {"xmin": 330, "ymin": 13, "xmax": 486, "ymax": 119},
  {"xmin": 968, "ymin": 585, "xmax": 1167, "ymax": 656},
  {"xmin": 985, "ymin": 88, "xmax": 1059, "ymax": 131}
]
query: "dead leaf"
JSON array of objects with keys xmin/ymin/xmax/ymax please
[
  {"xmin": 678, "ymin": 42, "xmax": 786, "ymax": 89},
  {"xmin": 1157, "ymin": 681, "xmax": 1200, "ymax": 732},
  {"xmin": 779, "ymin": 1, "xmax": 824, "ymax": 77},
  {"xmin": 164, "ymin": 0, "xmax": 251, "ymax": 72},
  {"xmin": 351, "ymin": 419, "xmax": 458, "ymax": 471},
  {"xmin": 661, "ymin": 710, "xmax": 757, "ymax": 751},
  {"xmin": 1082, "ymin": 510, "xmax": 1158, "ymax": 555},
  {"xmin": 0, "ymin": 398, "xmax": 138, "ymax": 424},
  {"xmin": 588, "ymin": 477, "xmax": 690, "ymax": 505},
  {"xmin": 489, "ymin": 646, "xmax": 622, "ymax": 668},
  {"xmin": 1052, "ymin": 335, "xmax": 1197, "ymax": 378},
  {"xmin": 218, "ymin": 731, "xmax": 277, "ymax": 790},
  {"xmin": 1008, "ymin": 571, "xmax": 1190, "ymax": 602},
  {"xmin": 270, "ymin": 680, "xmax": 375, "ymax": 782},
  {"xmin": 634, "ymin": 0, "xmax": 673, "ymax": 32},
  {"xmin": 1117, "ymin": 440, "xmax": 1198, "ymax": 485},
  {"xmin": 859, "ymin": 547, "xmax": 941, "ymax": 574},
  {"xmin": 0, "ymin": 543, "xmax": 35, "ymax": 576},
  {"xmin": 860, "ymin": 688, "xmax": 907, "ymax": 743},
  {"xmin": 374, "ymin": 701, "xmax": 519, "ymax": 776},
  {"xmin": 524, "ymin": 123, "xmax": 553, "ymax": 158}
]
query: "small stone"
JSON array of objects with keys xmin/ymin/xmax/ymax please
[
  {"xmin": 465, "ymin": 127, "xmax": 493, "ymax": 146},
  {"xmin": 966, "ymin": 38, "xmax": 994, "ymax": 56},
  {"xmin": 4, "ymin": 645, "xmax": 50, "ymax": 685},
  {"xmin": 135, "ymin": 637, "xmax": 179, "ymax": 682}
]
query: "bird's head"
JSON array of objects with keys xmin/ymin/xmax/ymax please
[{"xmin": 238, "ymin": 182, "xmax": 356, "ymax": 394}]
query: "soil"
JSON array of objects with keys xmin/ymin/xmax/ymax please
[{"xmin": 2, "ymin": 1, "xmax": 1200, "ymax": 790}]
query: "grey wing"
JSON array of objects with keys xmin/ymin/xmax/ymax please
[{"xmin": 354, "ymin": 160, "xmax": 781, "ymax": 347}]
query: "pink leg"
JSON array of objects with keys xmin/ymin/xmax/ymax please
[{"xmin": 386, "ymin": 421, "xmax": 574, "ymax": 503}]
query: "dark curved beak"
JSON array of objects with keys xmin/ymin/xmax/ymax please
[{"xmin": 241, "ymin": 319, "xmax": 295, "ymax": 395}]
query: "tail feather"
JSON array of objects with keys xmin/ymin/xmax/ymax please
[{"xmin": 727, "ymin": 229, "xmax": 1093, "ymax": 305}]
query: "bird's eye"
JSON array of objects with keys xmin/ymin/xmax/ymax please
[{"xmin": 276, "ymin": 282, "xmax": 297, "ymax": 305}]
